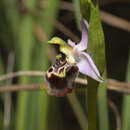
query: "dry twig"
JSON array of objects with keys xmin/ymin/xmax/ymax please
[
  {"xmin": 0, "ymin": 84, "xmax": 42, "ymax": 93},
  {"xmin": 34, "ymin": 9, "xmax": 79, "ymax": 43},
  {"xmin": 0, "ymin": 71, "xmax": 130, "ymax": 93},
  {"xmin": 4, "ymin": 53, "xmax": 14, "ymax": 130},
  {"xmin": 100, "ymin": 11, "xmax": 130, "ymax": 32},
  {"xmin": 59, "ymin": 1, "xmax": 130, "ymax": 32},
  {"xmin": 0, "ymin": 71, "xmax": 44, "ymax": 81},
  {"xmin": 108, "ymin": 99, "xmax": 121, "ymax": 130},
  {"xmin": 107, "ymin": 79, "xmax": 130, "ymax": 93}
]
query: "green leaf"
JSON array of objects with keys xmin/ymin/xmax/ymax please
[
  {"xmin": 87, "ymin": 6, "xmax": 105, "ymax": 73},
  {"xmin": 80, "ymin": 1, "xmax": 108, "ymax": 130}
]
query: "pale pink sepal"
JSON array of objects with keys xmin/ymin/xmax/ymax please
[{"xmin": 77, "ymin": 52, "xmax": 104, "ymax": 82}]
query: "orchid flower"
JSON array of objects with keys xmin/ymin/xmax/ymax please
[{"xmin": 48, "ymin": 18, "xmax": 103, "ymax": 82}]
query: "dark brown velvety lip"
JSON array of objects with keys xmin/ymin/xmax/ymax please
[
  {"xmin": 45, "ymin": 54, "xmax": 79, "ymax": 96},
  {"xmin": 45, "ymin": 66, "xmax": 79, "ymax": 90},
  {"xmin": 45, "ymin": 73, "xmax": 68, "ymax": 89}
]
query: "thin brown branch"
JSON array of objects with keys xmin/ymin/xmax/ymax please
[
  {"xmin": 52, "ymin": 18, "xmax": 79, "ymax": 42},
  {"xmin": 100, "ymin": 11, "xmax": 130, "ymax": 32},
  {"xmin": 0, "ymin": 71, "xmax": 87, "ymax": 84},
  {"xmin": 60, "ymin": 1, "xmax": 74, "ymax": 11},
  {"xmin": 0, "ymin": 71, "xmax": 88, "ymax": 93},
  {"xmin": 59, "ymin": 1, "xmax": 130, "ymax": 32},
  {"xmin": 0, "ymin": 84, "xmax": 42, "ymax": 93},
  {"xmin": 40, "ymin": 14, "xmax": 79, "ymax": 42},
  {"xmin": 0, "ymin": 71, "xmax": 44, "ymax": 81},
  {"xmin": 34, "ymin": 24, "xmax": 46, "ymax": 42},
  {"xmin": 38, "ymin": 1, "xmax": 130, "ymax": 46},
  {"xmin": 75, "ymin": 78, "xmax": 88, "ymax": 85},
  {"xmin": 34, "ymin": 6, "xmax": 79, "ymax": 42},
  {"xmin": 108, "ymin": 99, "xmax": 121, "ymax": 130},
  {"xmin": 107, "ymin": 79, "xmax": 130, "ymax": 93},
  {"xmin": 39, "ymin": 1, "xmax": 74, "ymax": 12},
  {"xmin": 1, "ymin": 71, "xmax": 130, "ymax": 93},
  {"xmin": 99, "ymin": 0, "xmax": 130, "ymax": 6}
]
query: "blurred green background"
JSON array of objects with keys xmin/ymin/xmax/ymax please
[{"xmin": 0, "ymin": 0, "xmax": 130, "ymax": 130}]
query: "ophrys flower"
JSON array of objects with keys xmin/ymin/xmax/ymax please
[{"xmin": 48, "ymin": 18, "xmax": 103, "ymax": 82}]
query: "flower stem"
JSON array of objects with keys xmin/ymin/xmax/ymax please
[{"xmin": 87, "ymin": 80, "xmax": 98, "ymax": 130}]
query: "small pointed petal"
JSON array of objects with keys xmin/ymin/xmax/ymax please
[
  {"xmin": 67, "ymin": 39, "xmax": 76, "ymax": 47},
  {"xmin": 74, "ymin": 19, "xmax": 88, "ymax": 51},
  {"xmin": 77, "ymin": 52, "xmax": 104, "ymax": 82}
]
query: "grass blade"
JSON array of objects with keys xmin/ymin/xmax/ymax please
[
  {"xmin": 67, "ymin": 93, "xmax": 88, "ymax": 130},
  {"xmin": 15, "ymin": 11, "xmax": 35, "ymax": 130},
  {"xmin": 72, "ymin": 0, "xmax": 81, "ymax": 29},
  {"xmin": 122, "ymin": 50, "xmax": 130, "ymax": 130},
  {"xmin": 35, "ymin": 0, "xmax": 60, "ymax": 130}
]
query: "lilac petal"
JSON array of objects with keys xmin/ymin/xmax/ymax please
[
  {"xmin": 74, "ymin": 19, "xmax": 88, "ymax": 51},
  {"xmin": 67, "ymin": 39, "xmax": 76, "ymax": 47},
  {"xmin": 77, "ymin": 52, "xmax": 104, "ymax": 82}
]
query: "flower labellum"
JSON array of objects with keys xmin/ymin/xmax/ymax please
[{"xmin": 45, "ymin": 54, "xmax": 79, "ymax": 97}]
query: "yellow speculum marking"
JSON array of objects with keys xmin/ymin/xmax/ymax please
[{"xmin": 46, "ymin": 67, "xmax": 66, "ymax": 78}]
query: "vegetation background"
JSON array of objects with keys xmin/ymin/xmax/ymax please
[{"xmin": 0, "ymin": 0, "xmax": 130, "ymax": 130}]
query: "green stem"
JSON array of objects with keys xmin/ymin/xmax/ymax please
[
  {"xmin": 87, "ymin": 80, "xmax": 98, "ymax": 130},
  {"xmin": 88, "ymin": 88, "xmax": 97, "ymax": 130},
  {"xmin": 122, "ymin": 50, "xmax": 130, "ymax": 130},
  {"xmin": 97, "ymin": 71, "xmax": 109, "ymax": 130}
]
